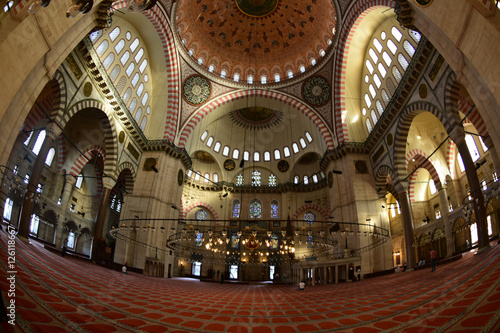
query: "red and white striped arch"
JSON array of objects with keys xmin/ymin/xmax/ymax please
[
  {"xmin": 446, "ymin": 140, "xmax": 456, "ymax": 180},
  {"xmin": 182, "ymin": 202, "xmax": 219, "ymax": 221},
  {"xmin": 68, "ymin": 145, "xmax": 106, "ymax": 178},
  {"xmin": 112, "ymin": 1, "xmax": 181, "ymax": 142},
  {"xmin": 292, "ymin": 203, "xmax": 329, "ymax": 221},
  {"xmin": 178, "ymin": 89, "xmax": 334, "ymax": 149},
  {"xmin": 458, "ymin": 97, "xmax": 489, "ymax": 138},
  {"xmin": 333, "ymin": 0, "xmax": 395, "ymax": 145}
]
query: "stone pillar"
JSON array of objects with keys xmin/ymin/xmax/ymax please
[
  {"xmin": 437, "ymin": 183, "xmax": 454, "ymax": 257},
  {"xmin": 18, "ymin": 124, "xmax": 61, "ymax": 239},
  {"xmin": 395, "ymin": 181, "xmax": 417, "ymax": 270},
  {"xmin": 334, "ymin": 265, "xmax": 338, "ymax": 284},
  {"xmin": 483, "ymin": 136, "xmax": 500, "ymax": 174},
  {"xmin": 91, "ymin": 178, "xmax": 115, "ymax": 261},
  {"xmin": 323, "ymin": 266, "xmax": 327, "ymax": 285},
  {"xmin": 450, "ymin": 127, "xmax": 490, "ymax": 252}
]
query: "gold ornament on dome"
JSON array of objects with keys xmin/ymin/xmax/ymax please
[
  {"xmin": 414, "ymin": 0, "xmax": 432, "ymax": 7},
  {"xmin": 419, "ymin": 84, "xmax": 428, "ymax": 99},
  {"xmin": 224, "ymin": 159, "xmax": 236, "ymax": 171},
  {"xmin": 195, "ymin": 151, "xmax": 216, "ymax": 163},
  {"xmin": 277, "ymin": 160, "xmax": 289, "ymax": 172}
]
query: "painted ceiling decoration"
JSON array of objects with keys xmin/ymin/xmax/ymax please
[
  {"xmin": 302, "ymin": 76, "xmax": 330, "ymax": 106},
  {"xmin": 235, "ymin": 0, "xmax": 279, "ymax": 17},
  {"xmin": 182, "ymin": 75, "xmax": 212, "ymax": 105},
  {"xmin": 229, "ymin": 106, "xmax": 283, "ymax": 129},
  {"xmin": 176, "ymin": 0, "xmax": 337, "ymax": 82}
]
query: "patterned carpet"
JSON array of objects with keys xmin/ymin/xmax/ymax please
[{"xmin": 0, "ymin": 230, "xmax": 499, "ymax": 333}]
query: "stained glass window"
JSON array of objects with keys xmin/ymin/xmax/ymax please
[
  {"xmin": 269, "ymin": 174, "xmax": 277, "ymax": 187},
  {"xmin": 252, "ymin": 170, "xmax": 261, "ymax": 186},
  {"xmin": 232, "ymin": 200, "xmax": 241, "ymax": 218},
  {"xmin": 195, "ymin": 232, "xmax": 203, "ymax": 246},
  {"xmin": 304, "ymin": 211, "xmax": 316, "ymax": 223},
  {"xmin": 195, "ymin": 209, "xmax": 208, "ymax": 221},
  {"xmin": 249, "ymin": 199, "xmax": 262, "ymax": 218},
  {"xmin": 307, "ymin": 235, "xmax": 315, "ymax": 248},
  {"xmin": 236, "ymin": 174, "xmax": 244, "ymax": 186},
  {"xmin": 271, "ymin": 200, "xmax": 279, "ymax": 218}
]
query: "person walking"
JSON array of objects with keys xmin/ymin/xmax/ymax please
[{"xmin": 430, "ymin": 249, "xmax": 438, "ymax": 272}]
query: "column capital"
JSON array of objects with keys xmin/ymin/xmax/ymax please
[
  {"xmin": 45, "ymin": 123, "xmax": 63, "ymax": 141},
  {"xmin": 394, "ymin": 181, "xmax": 409, "ymax": 194},
  {"xmin": 102, "ymin": 177, "xmax": 116, "ymax": 190},
  {"xmin": 65, "ymin": 175, "xmax": 77, "ymax": 186},
  {"xmin": 448, "ymin": 126, "xmax": 466, "ymax": 146}
]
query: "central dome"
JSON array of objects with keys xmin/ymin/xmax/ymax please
[{"xmin": 176, "ymin": 0, "xmax": 336, "ymax": 84}]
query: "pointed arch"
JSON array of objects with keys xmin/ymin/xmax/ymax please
[
  {"xmin": 392, "ymin": 101, "xmax": 450, "ymax": 187},
  {"xmin": 68, "ymin": 145, "xmax": 106, "ymax": 178},
  {"xmin": 178, "ymin": 89, "xmax": 335, "ymax": 150},
  {"xmin": 183, "ymin": 202, "xmax": 219, "ymax": 220},
  {"xmin": 292, "ymin": 203, "xmax": 328, "ymax": 221},
  {"xmin": 374, "ymin": 164, "xmax": 397, "ymax": 199},
  {"xmin": 58, "ymin": 100, "xmax": 117, "ymax": 176},
  {"xmin": 333, "ymin": 0, "xmax": 396, "ymax": 144}
]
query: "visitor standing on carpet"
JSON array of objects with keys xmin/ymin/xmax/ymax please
[
  {"xmin": 122, "ymin": 263, "xmax": 128, "ymax": 274},
  {"xmin": 430, "ymin": 249, "xmax": 437, "ymax": 272},
  {"xmin": 357, "ymin": 268, "xmax": 361, "ymax": 281},
  {"xmin": 299, "ymin": 281, "xmax": 305, "ymax": 290}
]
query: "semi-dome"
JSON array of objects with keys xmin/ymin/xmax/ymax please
[{"xmin": 176, "ymin": 0, "xmax": 337, "ymax": 84}]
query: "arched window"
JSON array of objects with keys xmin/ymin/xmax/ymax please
[
  {"xmin": 312, "ymin": 174, "xmax": 318, "ymax": 183},
  {"xmin": 140, "ymin": 118, "xmax": 147, "ymax": 131},
  {"xmin": 378, "ymin": 63, "xmax": 387, "ymax": 78},
  {"xmin": 398, "ymin": 54, "xmax": 409, "ymax": 71},
  {"xmin": 243, "ymin": 150, "xmax": 250, "ymax": 161},
  {"xmin": 371, "ymin": 110, "xmax": 378, "ymax": 125},
  {"xmin": 232, "ymin": 200, "xmax": 241, "ymax": 218},
  {"xmin": 294, "ymin": 175, "xmax": 299, "ymax": 184},
  {"xmin": 287, "ymin": 71, "xmax": 294, "ymax": 79},
  {"xmin": 195, "ymin": 209, "xmax": 208, "ymax": 221},
  {"xmin": 136, "ymin": 83, "xmax": 144, "ymax": 97},
  {"xmin": 299, "ymin": 138, "xmax": 307, "ymax": 148},
  {"xmin": 135, "ymin": 108, "xmax": 142, "ymax": 122},
  {"xmin": 253, "ymin": 151, "xmax": 260, "ymax": 162},
  {"xmin": 128, "ymin": 98, "xmax": 137, "ymax": 113},
  {"xmin": 264, "ymin": 151, "xmax": 271, "ymax": 161},
  {"xmin": 303, "ymin": 175, "xmax": 309, "ymax": 185},
  {"xmin": 214, "ymin": 141, "xmax": 221, "ymax": 152},
  {"xmin": 126, "ymin": 62, "xmax": 135, "ymax": 76},
  {"xmin": 391, "ymin": 27, "xmax": 403, "ymax": 42},
  {"xmin": 24, "ymin": 132, "xmax": 33, "ymax": 146},
  {"xmin": 429, "ymin": 179, "xmax": 437, "ymax": 195},
  {"xmin": 274, "ymin": 73, "xmax": 280, "ymax": 82},
  {"xmin": 221, "ymin": 70, "xmax": 227, "ymax": 78},
  {"xmin": 109, "ymin": 65, "xmax": 120, "ymax": 81},
  {"xmin": 249, "ymin": 198, "xmax": 262, "ymax": 218},
  {"xmin": 376, "ymin": 100, "xmax": 384, "ymax": 115},
  {"xmin": 222, "ymin": 146, "xmax": 230, "ymax": 156},
  {"xmin": 32, "ymin": 130, "xmax": 46, "ymax": 155},
  {"xmin": 109, "ymin": 27, "xmax": 120, "ymax": 41},
  {"xmin": 465, "ymin": 134, "xmax": 480, "ymax": 162},
  {"xmin": 305, "ymin": 132, "xmax": 313, "ymax": 142},
  {"xmin": 247, "ymin": 75, "xmax": 253, "ymax": 84},
  {"xmin": 232, "ymin": 149, "xmax": 240, "ymax": 159},
  {"xmin": 120, "ymin": 51, "xmax": 130, "ymax": 65},
  {"xmin": 233, "ymin": 73, "xmax": 240, "ymax": 82},
  {"xmin": 366, "ymin": 118, "xmax": 373, "ymax": 132},
  {"xmin": 213, "ymin": 173, "xmax": 219, "ymax": 183},
  {"xmin": 45, "ymin": 148, "xmax": 55, "ymax": 166},
  {"xmin": 292, "ymin": 143, "xmax": 299, "ymax": 154},
  {"xmin": 130, "ymin": 38, "xmax": 140, "ymax": 52},
  {"xmin": 392, "ymin": 67, "xmax": 402, "ymax": 83},
  {"xmin": 204, "ymin": 173, "xmax": 210, "ymax": 183},
  {"xmin": 200, "ymin": 130, "xmax": 208, "ymax": 141},
  {"xmin": 403, "ymin": 40, "xmax": 415, "ymax": 57},
  {"xmin": 131, "ymin": 73, "xmax": 140, "ymax": 87},
  {"xmin": 114, "ymin": 39, "xmax": 125, "ymax": 54},
  {"xmin": 103, "ymin": 53, "xmax": 114, "ymax": 69},
  {"xmin": 283, "ymin": 146, "xmax": 291, "ymax": 157},
  {"xmin": 206, "ymin": 136, "xmax": 214, "ymax": 147},
  {"xmin": 261, "ymin": 76, "xmax": 267, "ymax": 84},
  {"xmin": 299, "ymin": 65, "xmax": 306, "ymax": 73},
  {"xmin": 270, "ymin": 200, "xmax": 279, "ymax": 218},
  {"xmin": 208, "ymin": 65, "xmax": 215, "ymax": 72},
  {"xmin": 96, "ymin": 40, "xmax": 109, "ymax": 56},
  {"xmin": 269, "ymin": 174, "xmax": 277, "ymax": 187},
  {"xmin": 274, "ymin": 149, "xmax": 281, "ymax": 160},
  {"xmin": 75, "ymin": 174, "xmax": 83, "ymax": 189},
  {"xmin": 139, "ymin": 59, "xmax": 148, "ymax": 73},
  {"xmin": 304, "ymin": 211, "xmax": 316, "ymax": 223},
  {"xmin": 252, "ymin": 170, "xmax": 261, "ymax": 186},
  {"xmin": 3, "ymin": 198, "xmax": 13, "ymax": 221}
]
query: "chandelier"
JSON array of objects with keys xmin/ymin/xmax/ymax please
[{"xmin": 110, "ymin": 218, "xmax": 390, "ymax": 265}]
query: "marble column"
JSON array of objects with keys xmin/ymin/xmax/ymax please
[
  {"xmin": 450, "ymin": 127, "xmax": 490, "ymax": 252},
  {"xmin": 335, "ymin": 265, "xmax": 338, "ymax": 284},
  {"xmin": 437, "ymin": 183, "xmax": 454, "ymax": 257},
  {"xmin": 395, "ymin": 181, "xmax": 416, "ymax": 270},
  {"xmin": 18, "ymin": 124, "xmax": 61, "ymax": 239},
  {"xmin": 91, "ymin": 178, "xmax": 115, "ymax": 261}
]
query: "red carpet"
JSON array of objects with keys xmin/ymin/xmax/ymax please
[{"xmin": 0, "ymin": 230, "xmax": 499, "ymax": 332}]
